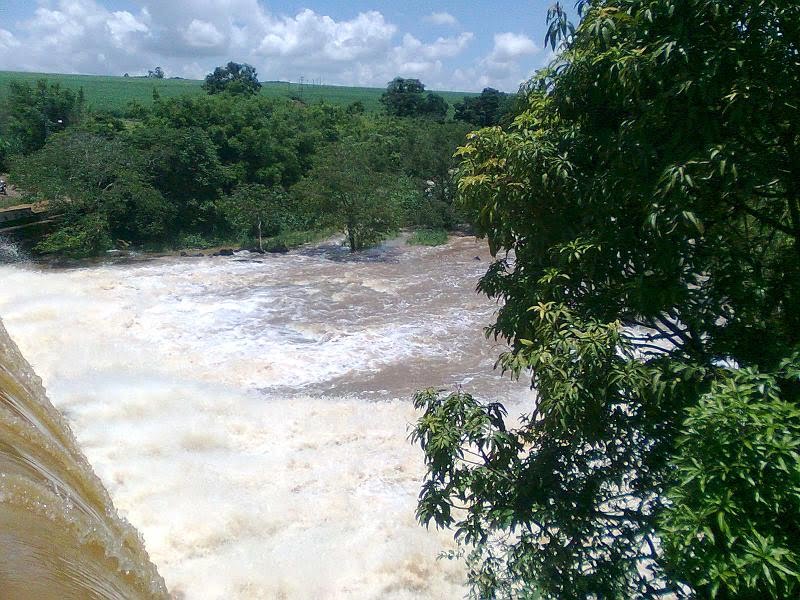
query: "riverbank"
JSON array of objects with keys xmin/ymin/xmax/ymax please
[{"xmin": 2, "ymin": 227, "xmax": 456, "ymax": 270}]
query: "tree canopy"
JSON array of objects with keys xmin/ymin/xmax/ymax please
[
  {"xmin": 380, "ymin": 77, "xmax": 449, "ymax": 120},
  {"xmin": 12, "ymin": 131, "xmax": 170, "ymax": 257},
  {"xmin": 202, "ymin": 61, "xmax": 262, "ymax": 96},
  {"xmin": 453, "ymin": 88, "xmax": 510, "ymax": 127},
  {"xmin": 413, "ymin": 0, "xmax": 800, "ymax": 598},
  {"xmin": 0, "ymin": 79, "xmax": 83, "ymax": 159},
  {"xmin": 294, "ymin": 130, "xmax": 411, "ymax": 251}
]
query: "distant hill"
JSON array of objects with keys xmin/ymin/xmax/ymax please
[{"xmin": 0, "ymin": 71, "xmax": 476, "ymax": 114}]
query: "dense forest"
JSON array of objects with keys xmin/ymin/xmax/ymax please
[{"xmin": 0, "ymin": 69, "xmax": 510, "ymax": 258}]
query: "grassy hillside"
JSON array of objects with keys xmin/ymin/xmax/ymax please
[{"xmin": 0, "ymin": 71, "xmax": 475, "ymax": 114}]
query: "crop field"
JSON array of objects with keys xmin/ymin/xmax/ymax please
[{"xmin": 0, "ymin": 71, "xmax": 474, "ymax": 114}]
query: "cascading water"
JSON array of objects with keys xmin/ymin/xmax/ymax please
[
  {"xmin": 0, "ymin": 236, "xmax": 532, "ymax": 598},
  {"xmin": 0, "ymin": 319, "xmax": 168, "ymax": 599},
  {"xmin": 0, "ymin": 235, "xmax": 24, "ymax": 263}
]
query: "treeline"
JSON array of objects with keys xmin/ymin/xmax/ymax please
[{"xmin": 0, "ymin": 71, "xmax": 511, "ymax": 257}]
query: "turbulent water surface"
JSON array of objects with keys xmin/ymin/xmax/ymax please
[
  {"xmin": 0, "ymin": 321, "xmax": 168, "ymax": 599},
  {"xmin": 0, "ymin": 236, "xmax": 532, "ymax": 599}
]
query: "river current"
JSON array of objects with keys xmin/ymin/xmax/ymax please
[{"xmin": 0, "ymin": 235, "xmax": 532, "ymax": 599}]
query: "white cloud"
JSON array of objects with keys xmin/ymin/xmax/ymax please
[
  {"xmin": 424, "ymin": 12, "xmax": 458, "ymax": 27},
  {"xmin": 451, "ymin": 32, "xmax": 545, "ymax": 93},
  {"xmin": 386, "ymin": 32, "xmax": 473, "ymax": 82},
  {"xmin": 0, "ymin": 29, "xmax": 19, "ymax": 51},
  {"xmin": 183, "ymin": 19, "xmax": 226, "ymax": 49},
  {"xmin": 0, "ymin": 1, "xmax": 150, "ymax": 75},
  {"xmin": 394, "ymin": 32, "xmax": 473, "ymax": 62},
  {"xmin": 490, "ymin": 32, "xmax": 538, "ymax": 62},
  {"xmin": 107, "ymin": 11, "xmax": 148, "ymax": 47},
  {"xmin": 0, "ymin": 0, "xmax": 537, "ymax": 90},
  {"xmin": 256, "ymin": 10, "xmax": 396, "ymax": 63}
]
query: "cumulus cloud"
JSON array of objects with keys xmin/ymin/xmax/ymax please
[
  {"xmin": 0, "ymin": 0, "xmax": 535, "ymax": 90},
  {"xmin": 256, "ymin": 10, "xmax": 396, "ymax": 63},
  {"xmin": 0, "ymin": 29, "xmax": 19, "ymax": 51},
  {"xmin": 424, "ymin": 12, "xmax": 458, "ymax": 27},
  {"xmin": 489, "ymin": 32, "xmax": 539, "ymax": 62},
  {"xmin": 107, "ymin": 10, "xmax": 149, "ymax": 46},
  {"xmin": 0, "ymin": 1, "xmax": 152, "ymax": 76},
  {"xmin": 451, "ymin": 32, "xmax": 545, "ymax": 92},
  {"xmin": 183, "ymin": 19, "xmax": 226, "ymax": 49}
]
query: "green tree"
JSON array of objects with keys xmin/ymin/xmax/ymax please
[
  {"xmin": 219, "ymin": 183, "xmax": 286, "ymax": 251},
  {"xmin": 380, "ymin": 77, "xmax": 449, "ymax": 119},
  {"xmin": 398, "ymin": 120, "xmax": 471, "ymax": 228},
  {"xmin": 454, "ymin": 88, "xmax": 510, "ymax": 127},
  {"xmin": 295, "ymin": 135, "xmax": 407, "ymax": 251},
  {"xmin": 125, "ymin": 123, "xmax": 225, "ymax": 235},
  {"xmin": 202, "ymin": 62, "xmax": 262, "ymax": 96},
  {"xmin": 420, "ymin": 93, "xmax": 449, "ymax": 121},
  {"xmin": 11, "ymin": 132, "xmax": 171, "ymax": 257},
  {"xmin": 412, "ymin": 1, "xmax": 800, "ymax": 598},
  {"xmin": 1, "ymin": 79, "xmax": 83, "ymax": 155},
  {"xmin": 150, "ymin": 94, "xmax": 320, "ymax": 188},
  {"xmin": 381, "ymin": 77, "xmax": 426, "ymax": 117},
  {"xmin": 0, "ymin": 135, "xmax": 12, "ymax": 171}
]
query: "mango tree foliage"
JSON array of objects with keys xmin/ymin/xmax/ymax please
[
  {"xmin": 412, "ymin": 0, "xmax": 800, "ymax": 598},
  {"xmin": 661, "ymin": 355, "xmax": 800, "ymax": 599}
]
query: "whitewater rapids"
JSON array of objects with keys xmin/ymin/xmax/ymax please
[{"xmin": 0, "ymin": 236, "xmax": 532, "ymax": 599}]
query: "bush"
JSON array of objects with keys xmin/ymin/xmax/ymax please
[{"xmin": 406, "ymin": 229, "xmax": 448, "ymax": 246}]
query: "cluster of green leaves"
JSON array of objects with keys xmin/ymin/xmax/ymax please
[
  {"xmin": 406, "ymin": 228, "xmax": 449, "ymax": 246},
  {"xmin": 413, "ymin": 0, "xmax": 800, "ymax": 598},
  {"xmin": 11, "ymin": 131, "xmax": 172, "ymax": 257},
  {"xmin": 217, "ymin": 183, "xmax": 288, "ymax": 250},
  {"xmin": 662, "ymin": 354, "xmax": 800, "ymax": 598},
  {"xmin": 292, "ymin": 117, "xmax": 467, "ymax": 251}
]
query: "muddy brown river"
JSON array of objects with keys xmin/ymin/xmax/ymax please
[{"xmin": 0, "ymin": 235, "xmax": 533, "ymax": 599}]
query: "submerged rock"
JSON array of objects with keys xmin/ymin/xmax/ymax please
[{"xmin": 267, "ymin": 243, "xmax": 289, "ymax": 254}]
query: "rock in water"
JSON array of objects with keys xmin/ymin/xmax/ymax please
[{"xmin": 0, "ymin": 319, "xmax": 169, "ymax": 599}]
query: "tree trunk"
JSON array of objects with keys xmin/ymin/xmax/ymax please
[{"xmin": 347, "ymin": 224, "xmax": 357, "ymax": 252}]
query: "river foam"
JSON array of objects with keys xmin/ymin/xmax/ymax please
[{"xmin": 0, "ymin": 236, "xmax": 532, "ymax": 598}]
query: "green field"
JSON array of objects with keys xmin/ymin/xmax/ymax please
[{"xmin": 0, "ymin": 71, "xmax": 475, "ymax": 114}]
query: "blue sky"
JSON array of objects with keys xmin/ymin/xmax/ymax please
[{"xmin": 0, "ymin": 1, "xmax": 559, "ymax": 91}]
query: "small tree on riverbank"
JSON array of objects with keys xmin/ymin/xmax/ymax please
[
  {"xmin": 295, "ymin": 136, "xmax": 410, "ymax": 251},
  {"xmin": 219, "ymin": 184, "xmax": 285, "ymax": 251}
]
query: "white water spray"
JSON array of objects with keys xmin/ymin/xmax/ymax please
[{"xmin": 0, "ymin": 237, "xmax": 532, "ymax": 599}]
